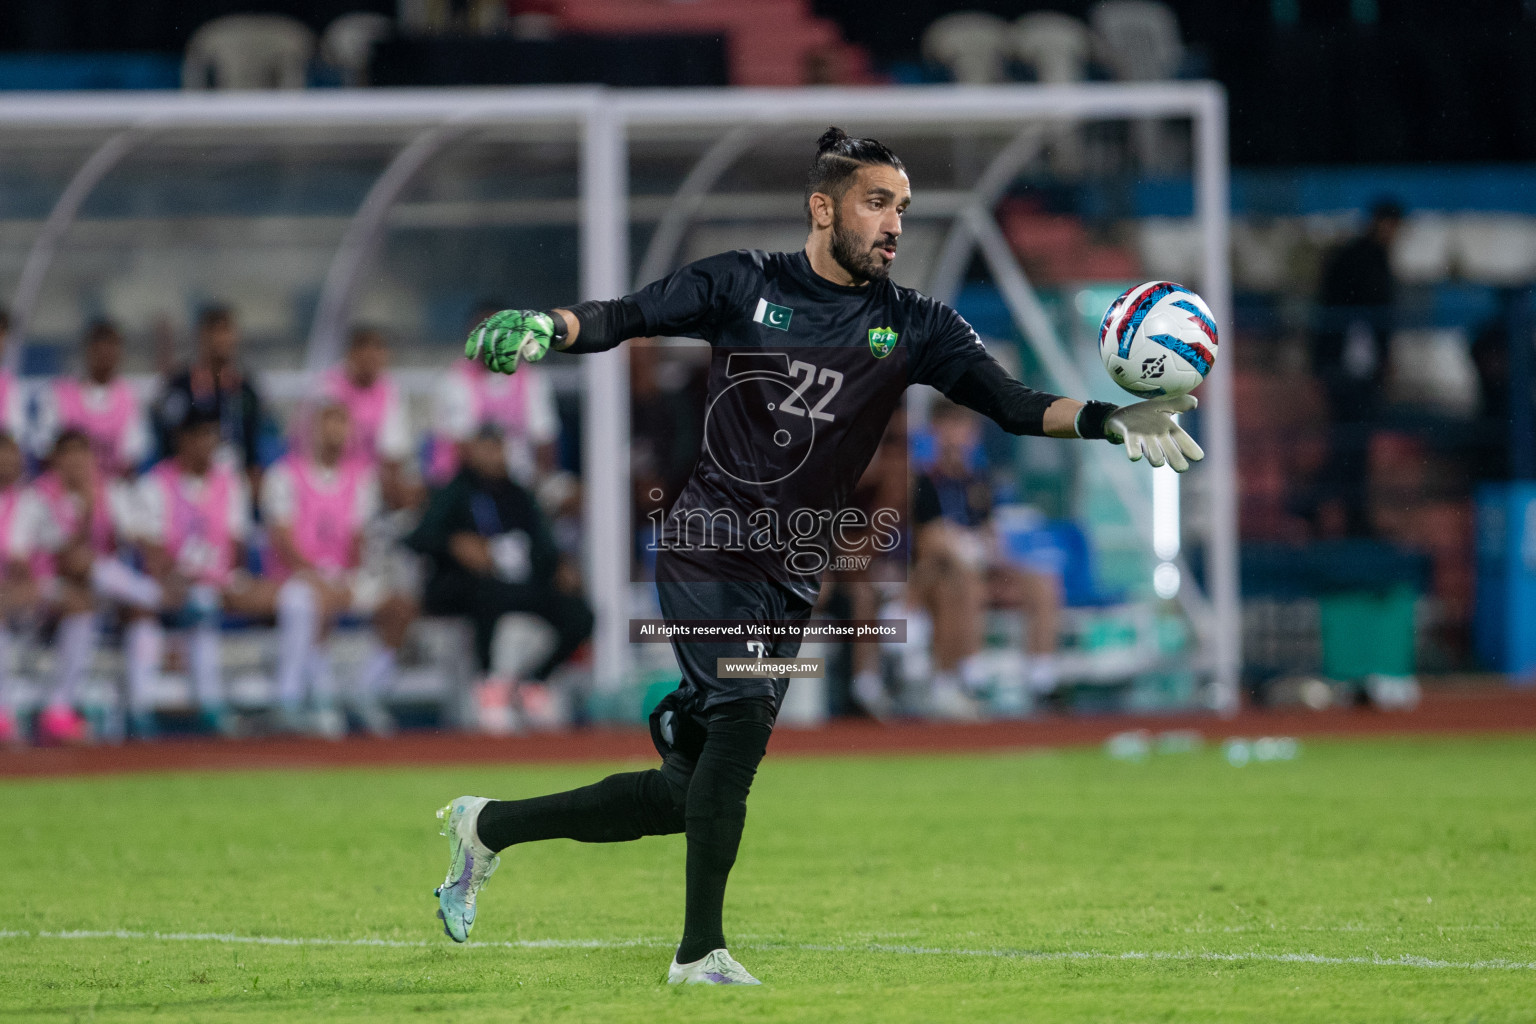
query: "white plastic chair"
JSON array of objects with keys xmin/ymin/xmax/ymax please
[
  {"xmin": 922, "ymin": 11, "xmax": 1014, "ymax": 85},
  {"xmin": 1452, "ymin": 215, "xmax": 1536, "ymax": 284},
  {"xmin": 1090, "ymin": 1, "xmax": 1186, "ymax": 171},
  {"xmin": 1390, "ymin": 213, "xmax": 1451, "ymax": 285},
  {"xmin": 183, "ymin": 14, "xmax": 316, "ymax": 91},
  {"xmin": 1013, "ymin": 12, "xmax": 1092, "ymax": 85},
  {"xmin": 1090, "ymin": 0, "xmax": 1183, "ymax": 81},
  {"xmin": 321, "ymin": 12, "xmax": 393, "ymax": 86},
  {"xmin": 1013, "ymin": 13, "xmax": 1093, "ymax": 175}
]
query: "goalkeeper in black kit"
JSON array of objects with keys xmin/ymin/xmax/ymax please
[{"xmin": 433, "ymin": 127, "xmax": 1203, "ymax": 985}]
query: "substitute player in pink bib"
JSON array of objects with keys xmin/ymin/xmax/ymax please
[
  {"xmin": 317, "ymin": 326, "xmax": 419, "ymax": 508},
  {"xmin": 132, "ymin": 408, "xmax": 280, "ymax": 736},
  {"xmin": 43, "ymin": 321, "xmax": 151, "ymax": 479},
  {"xmin": 262, "ymin": 399, "xmax": 416, "ymax": 736},
  {"xmin": 269, "ymin": 455, "xmax": 369, "ymax": 576},
  {"xmin": 28, "ymin": 430, "xmax": 164, "ymax": 743}
]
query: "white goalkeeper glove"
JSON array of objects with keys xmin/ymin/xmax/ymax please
[{"xmin": 1104, "ymin": 395, "xmax": 1205, "ymax": 473}]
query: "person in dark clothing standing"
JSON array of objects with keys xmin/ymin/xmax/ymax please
[
  {"xmin": 406, "ymin": 424, "xmax": 593, "ymax": 682},
  {"xmin": 1308, "ymin": 198, "xmax": 1403, "ymax": 536},
  {"xmin": 152, "ymin": 306, "xmax": 269, "ymax": 478}
]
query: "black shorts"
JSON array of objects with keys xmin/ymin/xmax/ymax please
[{"xmin": 654, "ymin": 577, "xmax": 814, "ymax": 716}]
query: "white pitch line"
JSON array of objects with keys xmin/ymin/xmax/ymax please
[
  {"xmin": 2, "ymin": 927, "xmax": 1534, "ymax": 972},
  {"xmin": 772, "ymin": 941, "xmax": 1536, "ymax": 971},
  {"xmin": 0, "ymin": 929, "xmax": 668, "ymax": 952}
]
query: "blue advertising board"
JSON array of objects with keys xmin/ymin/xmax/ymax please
[{"xmin": 1475, "ymin": 483, "xmax": 1536, "ymax": 679}]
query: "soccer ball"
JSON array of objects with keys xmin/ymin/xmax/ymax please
[{"xmin": 1098, "ymin": 281, "xmax": 1218, "ymax": 399}]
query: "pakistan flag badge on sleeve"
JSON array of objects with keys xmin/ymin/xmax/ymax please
[
  {"xmin": 753, "ymin": 298, "xmax": 793, "ymax": 331},
  {"xmin": 868, "ymin": 326, "xmax": 898, "ymax": 358}
]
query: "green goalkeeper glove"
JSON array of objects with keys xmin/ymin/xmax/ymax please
[
  {"xmin": 465, "ymin": 309, "xmax": 558, "ymax": 375},
  {"xmin": 1104, "ymin": 394, "xmax": 1205, "ymax": 473}
]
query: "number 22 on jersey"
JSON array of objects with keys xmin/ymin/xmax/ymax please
[{"xmin": 781, "ymin": 360, "xmax": 842, "ymax": 423}]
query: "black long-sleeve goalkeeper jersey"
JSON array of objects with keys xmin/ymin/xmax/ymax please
[{"xmin": 626, "ymin": 248, "xmax": 1061, "ymax": 598}]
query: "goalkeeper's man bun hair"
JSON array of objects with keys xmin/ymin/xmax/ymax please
[{"xmin": 805, "ymin": 126, "xmax": 904, "ymax": 226}]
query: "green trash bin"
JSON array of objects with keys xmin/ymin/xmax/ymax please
[{"xmin": 1318, "ymin": 585, "xmax": 1417, "ymax": 679}]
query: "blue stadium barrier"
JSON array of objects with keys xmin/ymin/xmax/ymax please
[{"xmin": 0, "ymin": 54, "xmax": 180, "ymax": 91}]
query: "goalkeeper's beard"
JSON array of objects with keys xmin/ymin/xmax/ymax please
[{"xmin": 830, "ymin": 209, "xmax": 892, "ymax": 285}]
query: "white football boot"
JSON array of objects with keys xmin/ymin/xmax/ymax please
[
  {"xmin": 667, "ymin": 948, "xmax": 762, "ymax": 985},
  {"xmin": 434, "ymin": 795, "xmax": 500, "ymax": 942}
]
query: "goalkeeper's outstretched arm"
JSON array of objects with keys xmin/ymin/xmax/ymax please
[
  {"xmin": 469, "ymin": 249, "xmax": 750, "ymax": 371},
  {"xmin": 547, "ymin": 298, "xmax": 646, "ymax": 354},
  {"xmin": 943, "ymin": 353, "xmax": 1206, "ymax": 473}
]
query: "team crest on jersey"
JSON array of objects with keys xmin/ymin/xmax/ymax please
[{"xmin": 868, "ymin": 326, "xmax": 898, "ymax": 358}]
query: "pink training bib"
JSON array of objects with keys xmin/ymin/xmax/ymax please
[
  {"xmin": 319, "ymin": 367, "xmax": 398, "ymax": 467},
  {"xmin": 29, "ymin": 470, "xmax": 115, "ymax": 579},
  {"xmin": 54, "ymin": 378, "xmax": 140, "ymax": 476},
  {"xmin": 270, "ymin": 455, "xmax": 365, "ymax": 578},
  {"xmin": 426, "ymin": 361, "xmax": 532, "ymax": 483},
  {"xmin": 149, "ymin": 460, "xmax": 237, "ymax": 586}
]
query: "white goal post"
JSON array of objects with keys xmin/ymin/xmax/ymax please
[{"xmin": 0, "ymin": 84, "xmax": 1238, "ymax": 712}]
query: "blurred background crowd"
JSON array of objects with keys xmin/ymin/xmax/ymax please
[
  {"xmin": 1, "ymin": 0, "xmax": 1534, "ymax": 745},
  {"xmin": 0, "ymin": 304, "xmax": 602, "ymax": 744}
]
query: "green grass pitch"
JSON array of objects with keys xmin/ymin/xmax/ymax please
[{"xmin": 2, "ymin": 735, "xmax": 1534, "ymax": 1022}]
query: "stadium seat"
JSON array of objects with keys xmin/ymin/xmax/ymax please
[
  {"xmin": 1089, "ymin": 0, "xmax": 1183, "ymax": 82},
  {"xmin": 1090, "ymin": 0, "xmax": 1186, "ymax": 171},
  {"xmin": 921, "ymin": 11, "xmax": 1013, "ymax": 85},
  {"xmin": 1013, "ymin": 13, "xmax": 1092, "ymax": 85},
  {"xmin": 320, "ymin": 13, "xmax": 393, "ymax": 87},
  {"xmin": 1392, "ymin": 213, "xmax": 1453, "ymax": 285},
  {"xmin": 992, "ymin": 510, "xmax": 1161, "ymax": 686},
  {"xmin": 998, "ymin": 516, "xmax": 1123, "ymax": 610},
  {"xmin": 1385, "ymin": 329, "xmax": 1480, "ymax": 416},
  {"xmin": 1133, "ymin": 217, "xmax": 1203, "ymax": 284},
  {"xmin": 182, "ymin": 15, "xmax": 316, "ymax": 91},
  {"xmin": 1231, "ymin": 220, "xmax": 1302, "ymax": 294},
  {"xmin": 1450, "ymin": 216, "xmax": 1536, "ymax": 284},
  {"xmin": 1012, "ymin": 13, "xmax": 1093, "ymax": 176}
]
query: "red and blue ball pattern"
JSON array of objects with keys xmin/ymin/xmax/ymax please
[{"xmin": 1098, "ymin": 280, "xmax": 1219, "ymax": 399}]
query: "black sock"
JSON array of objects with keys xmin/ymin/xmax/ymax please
[
  {"xmin": 674, "ymin": 697, "xmax": 775, "ymax": 964},
  {"xmin": 474, "ymin": 769, "xmax": 685, "ymax": 852}
]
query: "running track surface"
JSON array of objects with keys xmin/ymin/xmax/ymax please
[{"xmin": 3, "ymin": 685, "xmax": 1534, "ymax": 779}]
